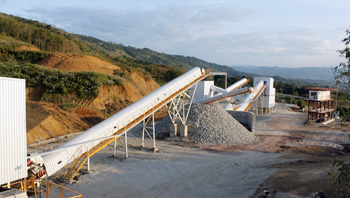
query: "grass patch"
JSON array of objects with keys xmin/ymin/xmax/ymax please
[{"xmin": 60, "ymin": 103, "xmax": 79, "ymax": 110}]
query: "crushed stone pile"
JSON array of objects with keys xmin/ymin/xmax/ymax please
[{"xmin": 156, "ymin": 103, "xmax": 258, "ymax": 145}]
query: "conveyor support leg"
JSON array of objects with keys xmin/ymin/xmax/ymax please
[
  {"xmin": 152, "ymin": 113, "xmax": 158, "ymax": 152},
  {"xmin": 113, "ymin": 139, "xmax": 117, "ymax": 157},
  {"xmin": 125, "ymin": 132, "xmax": 128, "ymax": 159}
]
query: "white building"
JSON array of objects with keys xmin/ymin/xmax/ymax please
[
  {"xmin": 188, "ymin": 81, "xmax": 214, "ymax": 102},
  {"xmin": 0, "ymin": 77, "xmax": 27, "ymax": 186}
]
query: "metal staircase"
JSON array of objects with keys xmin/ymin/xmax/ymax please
[{"xmin": 64, "ymin": 137, "xmax": 119, "ymax": 181}]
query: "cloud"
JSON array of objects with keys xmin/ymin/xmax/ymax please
[
  {"xmin": 24, "ymin": 3, "xmax": 252, "ymax": 44},
  {"xmin": 21, "ymin": 3, "xmax": 345, "ymax": 67}
]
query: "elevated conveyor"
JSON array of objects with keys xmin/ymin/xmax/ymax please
[
  {"xmin": 40, "ymin": 67, "xmax": 210, "ymax": 180},
  {"xmin": 198, "ymin": 87, "xmax": 253, "ymax": 104},
  {"xmin": 197, "ymin": 78, "xmax": 250, "ymax": 104},
  {"xmin": 215, "ymin": 78, "xmax": 249, "ymax": 94},
  {"xmin": 234, "ymin": 80, "xmax": 266, "ymax": 111}
]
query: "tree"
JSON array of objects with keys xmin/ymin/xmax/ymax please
[
  {"xmin": 333, "ymin": 28, "xmax": 350, "ymax": 92},
  {"xmin": 297, "ymin": 99, "xmax": 306, "ymax": 109}
]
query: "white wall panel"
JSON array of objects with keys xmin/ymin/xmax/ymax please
[{"xmin": 0, "ymin": 77, "xmax": 27, "ymax": 185}]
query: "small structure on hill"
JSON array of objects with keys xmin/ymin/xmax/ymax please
[{"xmin": 306, "ymin": 87, "xmax": 337, "ymax": 123}]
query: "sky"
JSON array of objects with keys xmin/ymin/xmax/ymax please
[{"xmin": 1, "ymin": 0, "xmax": 350, "ymax": 68}]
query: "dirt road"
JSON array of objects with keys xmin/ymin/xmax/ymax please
[{"xmin": 29, "ymin": 105, "xmax": 350, "ymax": 197}]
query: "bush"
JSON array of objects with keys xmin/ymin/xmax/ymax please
[
  {"xmin": 297, "ymin": 99, "xmax": 306, "ymax": 109},
  {"xmin": 0, "ymin": 62, "xmax": 126, "ymax": 102},
  {"xmin": 329, "ymin": 159, "xmax": 350, "ymax": 197},
  {"xmin": 60, "ymin": 103, "xmax": 79, "ymax": 110},
  {"xmin": 338, "ymin": 107, "xmax": 350, "ymax": 122}
]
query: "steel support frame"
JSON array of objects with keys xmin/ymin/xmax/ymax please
[
  {"xmin": 141, "ymin": 113, "xmax": 158, "ymax": 151},
  {"xmin": 165, "ymin": 82, "xmax": 199, "ymax": 138},
  {"xmin": 167, "ymin": 85, "xmax": 196, "ymax": 125},
  {"xmin": 112, "ymin": 132, "xmax": 128, "ymax": 158},
  {"xmin": 307, "ymin": 99, "xmax": 335, "ymax": 123}
]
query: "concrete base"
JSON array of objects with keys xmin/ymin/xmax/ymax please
[
  {"xmin": 227, "ymin": 111, "xmax": 256, "ymax": 132},
  {"xmin": 170, "ymin": 124, "xmax": 177, "ymax": 137},
  {"xmin": 179, "ymin": 125, "xmax": 188, "ymax": 137}
]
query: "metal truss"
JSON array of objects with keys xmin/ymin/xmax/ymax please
[
  {"xmin": 141, "ymin": 113, "xmax": 158, "ymax": 151},
  {"xmin": 166, "ymin": 83, "xmax": 198, "ymax": 126}
]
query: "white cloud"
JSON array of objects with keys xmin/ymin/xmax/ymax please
[{"xmin": 14, "ymin": 1, "xmax": 348, "ymax": 67}]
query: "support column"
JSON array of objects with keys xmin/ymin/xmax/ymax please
[
  {"xmin": 87, "ymin": 157, "xmax": 90, "ymax": 172},
  {"xmin": 125, "ymin": 132, "xmax": 128, "ymax": 159},
  {"xmin": 141, "ymin": 119, "xmax": 145, "ymax": 148},
  {"xmin": 23, "ymin": 178, "xmax": 27, "ymax": 192},
  {"xmin": 170, "ymin": 123, "xmax": 177, "ymax": 137},
  {"xmin": 180, "ymin": 124, "xmax": 188, "ymax": 137},
  {"xmin": 152, "ymin": 113, "xmax": 158, "ymax": 152},
  {"xmin": 113, "ymin": 139, "xmax": 117, "ymax": 157}
]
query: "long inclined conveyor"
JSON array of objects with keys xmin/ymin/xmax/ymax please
[{"xmin": 40, "ymin": 67, "xmax": 210, "ymax": 180}]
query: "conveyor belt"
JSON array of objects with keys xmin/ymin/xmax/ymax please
[{"xmin": 40, "ymin": 67, "xmax": 210, "ymax": 179}]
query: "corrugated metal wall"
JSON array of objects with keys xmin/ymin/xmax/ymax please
[{"xmin": 0, "ymin": 77, "xmax": 27, "ymax": 185}]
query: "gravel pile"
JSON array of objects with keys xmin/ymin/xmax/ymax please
[{"xmin": 156, "ymin": 103, "xmax": 258, "ymax": 145}]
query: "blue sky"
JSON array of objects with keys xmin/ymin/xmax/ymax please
[{"xmin": 1, "ymin": 0, "xmax": 349, "ymax": 67}]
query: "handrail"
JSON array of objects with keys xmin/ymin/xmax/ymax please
[{"xmin": 2, "ymin": 179, "xmax": 82, "ymax": 198}]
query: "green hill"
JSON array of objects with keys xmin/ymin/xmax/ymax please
[{"xmin": 0, "ymin": 12, "xmax": 249, "ymax": 78}]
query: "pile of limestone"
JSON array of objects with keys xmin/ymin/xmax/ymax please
[{"xmin": 156, "ymin": 103, "xmax": 258, "ymax": 145}]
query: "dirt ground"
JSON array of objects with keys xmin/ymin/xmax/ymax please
[
  {"xmin": 28, "ymin": 105, "xmax": 350, "ymax": 198},
  {"xmin": 38, "ymin": 53, "xmax": 120, "ymax": 75}
]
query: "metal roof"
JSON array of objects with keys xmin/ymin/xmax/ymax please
[{"xmin": 306, "ymin": 87, "xmax": 337, "ymax": 91}]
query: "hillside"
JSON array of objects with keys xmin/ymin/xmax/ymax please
[
  {"xmin": 38, "ymin": 53, "xmax": 120, "ymax": 74},
  {"xmin": 0, "ymin": 13, "xmax": 172, "ymax": 144},
  {"xmin": 76, "ymin": 35, "xmax": 250, "ymax": 77}
]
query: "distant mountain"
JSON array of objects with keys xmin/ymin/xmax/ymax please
[{"xmin": 232, "ymin": 65, "xmax": 334, "ymax": 81}]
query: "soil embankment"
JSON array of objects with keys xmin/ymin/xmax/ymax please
[
  {"xmin": 27, "ymin": 53, "xmax": 164, "ymax": 144},
  {"xmin": 38, "ymin": 53, "xmax": 120, "ymax": 74}
]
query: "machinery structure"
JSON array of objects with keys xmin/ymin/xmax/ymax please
[
  {"xmin": 306, "ymin": 87, "xmax": 337, "ymax": 123},
  {"xmin": 34, "ymin": 67, "xmax": 211, "ymax": 180},
  {"xmin": 1, "ymin": 68, "xmax": 275, "ymax": 197},
  {"xmin": 251, "ymin": 77, "xmax": 276, "ymax": 113}
]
